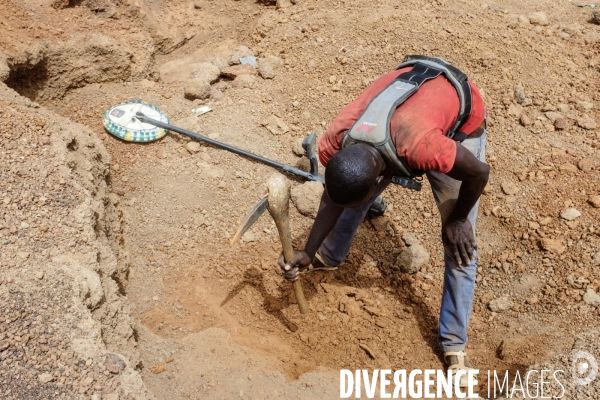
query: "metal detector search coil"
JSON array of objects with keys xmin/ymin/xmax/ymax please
[{"xmin": 102, "ymin": 100, "xmax": 169, "ymax": 142}]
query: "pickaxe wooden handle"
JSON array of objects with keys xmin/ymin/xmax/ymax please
[{"xmin": 267, "ymin": 174, "xmax": 309, "ymax": 315}]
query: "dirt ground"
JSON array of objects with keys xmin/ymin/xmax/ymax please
[{"xmin": 1, "ymin": 0, "xmax": 600, "ymax": 399}]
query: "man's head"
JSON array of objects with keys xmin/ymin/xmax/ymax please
[{"xmin": 325, "ymin": 144, "xmax": 385, "ymax": 207}]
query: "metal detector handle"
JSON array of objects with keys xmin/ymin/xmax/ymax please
[{"xmin": 136, "ymin": 112, "xmax": 324, "ymax": 183}]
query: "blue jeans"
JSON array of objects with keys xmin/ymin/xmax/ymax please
[{"xmin": 319, "ymin": 133, "xmax": 487, "ymax": 353}]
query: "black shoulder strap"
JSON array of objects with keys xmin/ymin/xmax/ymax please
[{"xmin": 398, "ymin": 55, "xmax": 473, "ymax": 139}]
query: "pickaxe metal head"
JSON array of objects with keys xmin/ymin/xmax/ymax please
[{"xmin": 230, "ymin": 195, "xmax": 268, "ymax": 245}]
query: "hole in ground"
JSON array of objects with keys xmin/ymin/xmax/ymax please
[{"xmin": 5, "ymin": 60, "xmax": 49, "ymax": 101}]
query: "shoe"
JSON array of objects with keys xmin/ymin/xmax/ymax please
[
  {"xmin": 444, "ymin": 350, "xmax": 477, "ymax": 387},
  {"xmin": 301, "ymin": 252, "xmax": 339, "ymax": 274}
]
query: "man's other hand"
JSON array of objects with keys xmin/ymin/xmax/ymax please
[
  {"xmin": 277, "ymin": 251, "xmax": 312, "ymax": 282},
  {"xmin": 442, "ymin": 219, "xmax": 477, "ymax": 266}
]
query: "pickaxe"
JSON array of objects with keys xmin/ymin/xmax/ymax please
[{"xmin": 231, "ymin": 174, "xmax": 309, "ymax": 315}]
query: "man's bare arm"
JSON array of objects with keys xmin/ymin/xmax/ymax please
[{"xmin": 443, "ymin": 143, "xmax": 490, "ymax": 265}]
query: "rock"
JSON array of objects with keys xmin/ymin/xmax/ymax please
[
  {"xmin": 371, "ymin": 215, "xmax": 390, "ymax": 233},
  {"xmin": 529, "ymin": 11, "xmax": 549, "ymax": 26},
  {"xmin": 545, "ymin": 112, "xmax": 562, "ymax": 123},
  {"xmin": 276, "ymin": 0, "xmax": 292, "ymax": 9},
  {"xmin": 79, "ymin": 268, "xmax": 104, "ymax": 310},
  {"xmin": 554, "ymin": 117, "xmax": 567, "ymax": 130},
  {"xmin": 292, "ymin": 138, "xmax": 305, "ymax": 156},
  {"xmin": 220, "ymin": 64, "xmax": 257, "ymax": 79},
  {"xmin": 193, "ymin": 2, "xmax": 201, "ymax": 9},
  {"xmin": 576, "ymin": 101, "xmax": 594, "ymax": 112},
  {"xmin": 150, "ymin": 362, "xmax": 166, "ymax": 374},
  {"xmin": 560, "ymin": 208, "xmax": 581, "ymax": 220},
  {"xmin": 582, "ymin": 289, "xmax": 600, "ymax": 306},
  {"xmin": 489, "ymin": 296, "xmax": 513, "ymax": 312},
  {"xmin": 291, "ymin": 0, "xmax": 302, "ymax": 4},
  {"xmin": 20, "ymin": 221, "xmax": 30, "ymax": 229},
  {"xmin": 156, "ymin": 148, "xmax": 167, "ymax": 159},
  {"xmin": 104, "ymin": 353, "xmax": 126, "ymax": 374},
  {"xmin": 36, "ymin": 271, "xmax": 44, "ymax": 280},
  {"xmin": 577, "ymin": 116, "xmax": 597, "ymax": 130},
  {"xmin": 588, "ymin": 195, "xmax": 600, "ymax": 208},
  {"xmin": 540, "ymin": 238, "xmax": 566, "ymax": 254},
  {"xmin": 210, "ymin": 88, "xmax": 225, "ymax": 101},
  {"xmin": 39, "ymin": 372, "xmax": 54, "ymax": 383},
  {"xmin": 513, "ymin": 85, "xmax": 526, "ymax": 104},
  {"xmin": 290, "ymin": 181, "xmax": 324, "ymax": 218},
  {"xmin": 395, "ymin": 244, "xmax": 429, "ymax": 274},
  {"xmin": 592, "ymin": 10, "xmax": 600, "ymax": 25},
  {"xmin": 229, "ymin": 45, "xmax": 253, "ymax": 65},
  {"xmin": 261, "ymin": 55, "xmax": 284, "ymax": 69},
  {"xmin": 184, "ymin": 80, "xmax": 211, "ymax": 101},
  {"xmin": 186, "ymin": 142, "xmax": 201, "ymax": 154},
  {"xmin": 507, "ymin": 103, "xmax": 523, "ymax": 118},
  {"xmin": 189, "ymin": 62, "xmax": 221, "ymax": 84},
  {"xmin": 520, "ymin": 113, "xmax": 532, "ymax": 126},
  {"xmin": 558, "ymin": 163, "xmax": 578, "ymax": 174},
  {"xmin": 258, "ymin": 61, "xmax": 275, "ymax": 79},
  {"xmin": 501, "ymin": 181, "xmax": 519, "ymax": 196},
  {"xmin": 0, "ymin": 55, "xmax": 9, "ymax": 82},
  {"xmin": 578, "ymin": 158, "xmax": 595, "ymax": 172},
  {"xmin": 231, "ymin": 74, "xmax": 256, "ymax": 89},
  {"xmin": 401, "ymin": 232, "xmax": 420, "ymax": 247}
]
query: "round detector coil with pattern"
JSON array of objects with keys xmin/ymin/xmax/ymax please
[{"xmin": 102, "ymin": 100, "xmax": 169, "ymax": 142}]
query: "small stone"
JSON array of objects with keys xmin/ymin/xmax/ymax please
[
  {"xmin": 577, "ymin": 116, "xmax": 597, "ymax": 130},
  {"xmin": 588, "ymin": 195, "xmax": 600, "ymax": 208},
  {"xmin": 526, "ymin": 296, "xmax": 539, "ymax": 305},
  {"xmin": 17, "ymin": 252, "xmax": 30, "ymax": 260},
  {"xmin": 184, "ymin": 80, "xmax": 211, "ymax": 101},
  {"xmin": 292, "ymin": 138, "xmax": 305, "ymax": 157},
  {"xmin": 507, "ymin": 103, "xmax": 523, "ymax": 118},
  {"xmin": 150, "ymin": 362, "xmax": 166, "ymax": 374},
  {"xmin": 540, "ymin": 238, "xmax": 566, "ymax": 254},
  {"xmin": 576, "ymin": 101, "xmax": 594, "ymax": 112},
  {"xmin": 528, "ymin": 11, "xmax": 549, "ymax": 26},
  {"xmin": 395, "ymin": 244, "xmax": 430, "ymax": 274},
  {"xmin": 39, "ymin": 372, "xmax": 54, "ymax": 383},
  {"xmin": 36, "ymin": 271, "xmax": 44, "ymax": 280},
  {"xmin": 104, "ymin": 353, "xmax": 126, "ymax": 374},
  {"xmin": 231, "ymin": 74, "xmax": 256, "ymax": 89},
  {"xmin": 554, "ymin": 117, "xmax": 567, "ymax": 130},
  {"xmin": 501, "ymin": 181, "xmax": 519, "ymax": 196},
  {"xmin": 513, "ymin": 85, "xmax": 526, "ymax": 104},
  {"xmin": 582, "ymin": 289, "xmax": 600, "ymax": 306},
  {"xmin": 189, "ymin": 62, "xmax": 221, "ymax": 84},
  {"xmin": 592, "ymin": 10, "xmax": 600, "ymax": 25},
  {"xmin": 20, "ymin": 222, "xmax": 30, "ymax": 229},
  {"xmin": 156, "ymin": 149, "xmax": 167, "ymax": 159},
  {"xmin": 186, "ymin": 142, "xmax": 201, "ymax": 154},
  {"xmin": 519, "ymin": 113, "xmax": 532, "ymax": 126},
  {"xmin": 258, "ymin": 61, "xmax": 275, "ymax": 79},
  {"xmin": 401, "ymin": 232, "xmax": 420, "ymax": 247},
  {"xmin": 166, "ymin": 357, "xmax": 174, "ymax": 363},
  {"xmin": 489, "ymin": 296, "xmax": 513, "ymax": 312},
  {"xmin": 560, "ymin": 208, "xmax": 581, "ymax": 221},
  {"xmin": 559, "ymin": 163, "xmax": 578, "ymax": 174},
  {"xmin": 193, "ymin": 2, "xmax": 201, "ymax": 9},
  {"xmin": 291, "ymin": 181, "xmax": 323, "ymax": 218},
  {"xmin": 220, "ymin": 64, "xmax": 257, "ymax": 79},
  {"xmin": 228, "ymin": 45, "xmax": 253, "ymax": 65},
  {"xmin": 578, "ymin": 158, "xmax": 595, "ymax": 172}
]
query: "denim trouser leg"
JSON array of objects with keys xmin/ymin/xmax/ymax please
[
  {"xmin": 428, "ymin": 133, "xmax": 487, "ymax": 352},
  {"xmin": 319, "ymin": 179, "xmax": 391, "ymax": 266}
]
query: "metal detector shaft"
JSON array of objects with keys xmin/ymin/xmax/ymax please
[{"xmin": 136, "ymin": 112, "xmax": 324, "ymax": 183}]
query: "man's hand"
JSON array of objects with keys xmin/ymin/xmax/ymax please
[
  {"xmin": 277, "ymin": 251, "xmax": 311, "ymax": 282},
  {"xmin": 442, "ymin": 219, "xmax": 477, "ymax": 266}
]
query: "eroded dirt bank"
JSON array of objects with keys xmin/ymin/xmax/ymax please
[{"xmin": 1, "ymin": 0, "xmax": 600, "ymax": 399}]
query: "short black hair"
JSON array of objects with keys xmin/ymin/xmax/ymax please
[{"xmin": 325, "ymin": 145, "xmax": 380, "ymax": 206}]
